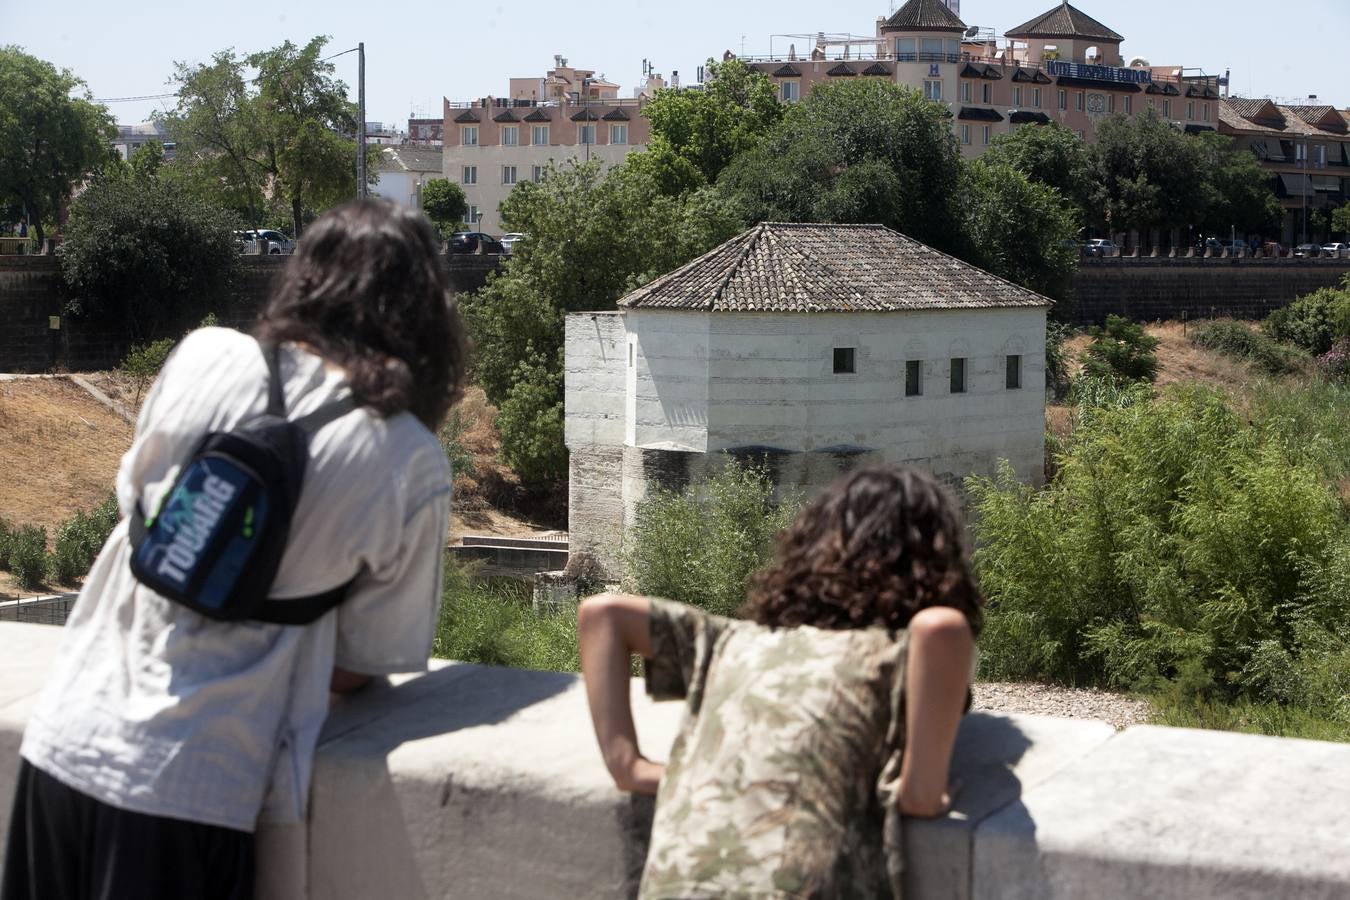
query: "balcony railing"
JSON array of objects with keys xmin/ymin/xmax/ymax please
[{"xmin": 446, "ymin": 96, "xmax": 647, "ymax": 110}]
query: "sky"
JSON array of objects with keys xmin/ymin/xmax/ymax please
[{"xmin": 3, "ymin": 0, "xmax": 1347, "ymax": 128}]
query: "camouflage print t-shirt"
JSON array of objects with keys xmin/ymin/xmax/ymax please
[{"xmin": 640, "ymin": 599, "xmax": 911, "ymax": 900}]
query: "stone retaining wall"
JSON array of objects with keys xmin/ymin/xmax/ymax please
[
  {"xmin": 2, "ymin": 621, "xmax": 1347, "ymax": 899},
  {"xmin": 0, "ymin": 255, "xmax": 498, "ymax": 372},
  {"xmin": 1072, "ymin": 256, "xmax": 1350, "ymax": 325}
]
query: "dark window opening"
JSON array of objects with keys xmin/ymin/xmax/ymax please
[
  {"xmin": 950, "ymin": 358, "xmax": 967, "ymax": 394},
  {"xmin": 833, "ymin": 347, "xmax": 856, "ymax": 374},
  {"xmin": 1006, "ymin": 354, "xmax": 1022, "ymax": 390},
  {"xmin": 905, "ymin": 360, "xmax": 922, "ymax": 397}
]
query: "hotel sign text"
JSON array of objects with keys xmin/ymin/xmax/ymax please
[{"xmin": 1045, "ymin": 60, "xmax": 1152, "ymax": 84}]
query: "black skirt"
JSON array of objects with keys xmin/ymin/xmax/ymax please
[{"xmin": 2, "ymin": 759, "xmax": 254, "ymax": 900}]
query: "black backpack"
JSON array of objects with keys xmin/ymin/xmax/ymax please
[{"xmin": 129, "ymin": 340, "xmax": 355, "ymax": 625}]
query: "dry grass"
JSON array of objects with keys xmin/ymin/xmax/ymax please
[
  {"xmin": 0, "ymin": 379, "xmax": 132, "ymax": 532},
  {"xmin": 0, "ymin": 378, "xmax": 134, "ymax": 599},
  {"xmin": 442, "ymin": 386, "xmax": 560, "ymax": 540}
]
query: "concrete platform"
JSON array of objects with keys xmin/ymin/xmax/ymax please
[
  {"xmin": 3, "ymin": 622, "xmax": 1348, "ymax": 899},
  {"xmin": 973, "ymin": 724, "xmax": 1350, "ymax": 899}
]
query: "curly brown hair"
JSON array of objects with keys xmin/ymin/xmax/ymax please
[
  {"xmin": 255, "ymin": 199, "xmax": 469, "ymax": 429},
  {"xmin": 742, "ymin": 465, "xmax": 983, "ymax": 635}
]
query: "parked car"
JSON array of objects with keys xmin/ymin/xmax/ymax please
[
  {"xmin": 1084, "ymin": 238, "xmax": 1118, "ymax": 257},
  {"xmin": 1322, "ymin": 242, "xmax": 1349, "ymax": 259},
  {"xmin": 449, "ymin": 231, "xmax": 504, "ymax": 254},
  {"xmin": 1293, "ymin": 242, "xmax": 1321, "ymax": 258},
  {"xmin": 234, "ymin": 229, "xmax": 296, "ymax": 255},
  {"xmin": 500, "ymin": 232, "xmax": 526, "ymax": 254}
]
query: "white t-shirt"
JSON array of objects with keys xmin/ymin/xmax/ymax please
[{"xmin": 21, "ymin": 328, "xmax": 451, "ymax": 832}]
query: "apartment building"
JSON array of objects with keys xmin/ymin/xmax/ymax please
[
  {"xmin": 443, "ymin": 56, "xmax": 659, "ymax": 234},
  {"xmin": 1219, "ymin": 99, "xmax": 1350, "ymax": 245},
  {"xmin": 745, "ymin": 0, "xmax": 1222, "ymax": 159}
]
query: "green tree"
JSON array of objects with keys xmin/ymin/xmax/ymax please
[
  {"xmin": 0, "ymin": 47, "xmax": 116, "ymax": 248},
  {"xmin": 1089, "ymin": 110, "xmax": 1206, "ymax": 237},
  {"xmin": 962, "ymin": 160, "xmax": 1080, "ymax": 300},
  {"xmin": 421, "ymin": 178, "xmax": 468, "ymax": 236},
  {"xmin": 462, "ymin": 157, "xmax": 741, "ymax": 484},
  {"xmin": 160, "ymin": 50, "xmax": 266, "ymax": 229},
  {"xmin": 717, "ymin": 80, "xmax": 964, "ymax": 253},
  {"xmin": 163, "ymin": 37, "xmax": 376, "ymax": 237},
  {"xmin": 1332, "ymin": 204, "xmax": 1350, "ymax": 238},
  {"xmin": 60, "ymin": 160, "xmax": 239, "ymax": 339},
  {"xmin": 1191, "ymin": 131, "xmax": 1282, "ymax": 237},
  {"xmin": 249, "ymin": 37, "xmax": 376, "ymax": 237},
  {"xmin": 982, "ymin": 122, "xmax": 1091, "ymax": 216},
  {"xmin": 642, "ymin": 59, "xmax": 782, "ymax": 185}
]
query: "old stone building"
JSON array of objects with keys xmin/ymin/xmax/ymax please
[{"xmin": 564, "ymin": 222, "xmax": 1051, "ymax": 576}]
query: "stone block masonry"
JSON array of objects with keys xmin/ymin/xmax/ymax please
[
  {"xmin": 0, "ymin": 255, "xmax": 499, "ymax": 372},
  {"xmin": 3, "ymin": 621, "xmax": 1348, "ymax": 899},
  {"xmin": 1072, "ymin": 256, "xmax": 1350, "ymax": 325}
]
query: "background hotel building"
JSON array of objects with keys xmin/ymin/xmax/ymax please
[
  {"xmin": 744, "ymin": 0, "xmax": 1222, "ymax": 159},
  {"xmin": 442, "ymin": 56, "xmax": 663, "ymax": 234}
]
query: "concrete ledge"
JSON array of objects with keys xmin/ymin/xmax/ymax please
[{"xmin": 3, "ymin": 622, "xmax": 1348, "ymax": 899}]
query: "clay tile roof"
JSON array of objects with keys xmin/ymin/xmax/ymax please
[
  {"xmin": 377, "ymin": 147, "xmax": 443, "ymax": 174},
  {"xmin": 882, "ymin": 0, "xmax": 966, "ymax": 32},
  {"xmin": 827, "ymin": 62, "xmax": 856, "ymax": 76},
  {"xmin": 1226, "ymin": 97, "xmax": 1280, "ymax": 121},
  {"xmin": 601, "ymin": 108, "xmax": 630, "ymax": 120},
  {"xmin": 523, "ymin": 108, "xmax": 553, "ymax": 122},
  {"xmin": 1286, "ymin": 105, "xmax": 1348, "ymax": 131},
  {"xmin": 453, "ymin": 110, "xmax": 480, "ymax": 123},
  {"xmin": 570, "ymin": 108, "xmax": 600, "ymax": 121},
  {"xmin": 961, "ymin": 63, "xmax": 985, "ymax": 78},
  {"xmin": 861, "ymin": 61, "xmax": 893, "ymax": 76},
  {"xmin": 1005, "ymin": 2, "xmax": 1123, "ymax": 42},
  {"xmin": 773, "ymin": 63, "xmax": 801, "ymax": 77},
  {"xmin": 618, "ymin": 223, "xmax": 1051, "ymax": 313},
  {"xmin": 492, "ymin": 109, "xmax": 520, "ymax": 122},
  {"xmin": 982, "ymin": 64, "xmax": 1003, "ymax": 80}
]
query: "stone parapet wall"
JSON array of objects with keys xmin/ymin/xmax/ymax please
[
  {"xmin": 3, "ymin": 621, "xmax": 1347, "ymax": 899},
  {"xmin": 0, "ymin": 255, "xmax": 498, "ymax": 372},
  {"xmin": 1071, "ymin": 257, "xmax": 1350, "ymax": 325}
]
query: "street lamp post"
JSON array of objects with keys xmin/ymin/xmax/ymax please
[{"xmin": 357, "ymin": 42, "xmax": 367, "ymax": 199}]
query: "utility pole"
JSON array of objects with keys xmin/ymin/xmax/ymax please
[{"xmin": 357, "ymin": 42, "xmax": 367, "ymax": 199}]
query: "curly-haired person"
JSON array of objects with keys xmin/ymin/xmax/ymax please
[{"xmin": 579, "ymin": 464, "xmax": 981, "ymax": 899}]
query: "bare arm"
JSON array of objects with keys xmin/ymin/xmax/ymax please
[
  {"xmin": 577, "ymin": 592, "xmax": 665, "ymax": 794},
  {"xmin": 330, "ymin": 667, "xmax": 372, "ymax": 695},
  {"xmin": 897, "ymin": 606, "xmax": 974, "ymax": 818}
]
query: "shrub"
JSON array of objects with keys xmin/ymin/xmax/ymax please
[
  {"xmin": 1320, "ymin": 339, "xmax": 1350, "ymax": 383},
  {"xmin": 1265, "ymin": 285, "xmax": 1350, "ymax": 356},
  {"xmin": 1044, "ymin": 321, "xmax": 1074, "ymax": 401},
  {"xmin": 438, "ymin": 408, "xmax": 477, "ymax": 480},
  {"xmin": 1189, "ymin": 319, "xmax": 1309, "ymax": 375},
  {"xmin": 623, "ymin": 460, "xmax": 799, "ymax": 617},
  {"xmin": 48, "ymin": 495, "xmax": 119, "ymax": 584},
  {"xmin": 1080, "ymin": 314, "xmax": 1159, "ymax": 383},
  {"xmin": 9, "ymin": 525, "xmax": 49, "ymax": 591},
  {"xmin": 968, "ymin": 384, "xmax": 1350, "ymax": 732},
  {"xmin": 432, "ymin": 558, "xmax": 579, "ymax": 671},
  {"xmin": 0, "ymin": 516, "xmax": 11, "ymax": 570}
]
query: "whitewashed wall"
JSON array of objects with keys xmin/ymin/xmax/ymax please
[{"xmin": 565, "ymin": 307, "xmax": 1047, "ymax": 577}]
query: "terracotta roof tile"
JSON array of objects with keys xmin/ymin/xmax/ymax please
[
  {"xmin": 1006, "ymin": 2, "xmax": 1123, "ymax": 42},
  {"xmin": 618, "ymin": 223, "xmax": 1051, "ymax": 313},
  {"xmin": 882, "ymin": 0, "xmax": 966, "ymax": 32}
]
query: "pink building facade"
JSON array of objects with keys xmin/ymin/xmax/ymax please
[
  {"xmin": 745, "ymin": 0, "xmax": 1222, "ymax": 159},
  {"xmin": 443, "ymin": 57, "xmax": 655, "ymax": 233}
]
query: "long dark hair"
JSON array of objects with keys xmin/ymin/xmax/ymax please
[
  {"xmin": 743, "ymin": 465, "xmax": 983, "ymax": 635},
  {"xmin": 255, "ymin": 199, "xmax": 468, "ymax": 428}
]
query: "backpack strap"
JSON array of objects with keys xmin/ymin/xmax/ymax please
[
  {"xmin": 255, "ymin": 580, "xmax": 355, "ymax": 625},
  {"xmin": 260, "ymin": 339, "xmax": 287, "ymax": 417}
]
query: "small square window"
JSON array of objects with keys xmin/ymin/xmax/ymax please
[
  {"xmin": 950, "ymin": 358, "xmax": 966, "ymax": 394},
  {"xmin": 1006, "ymin": 354, "xmax": 1022, "ymax": 390},
  {"xmin": 833, "ymin": 347, "xmax": 856, "ymax": 374},
  {"xmin": 905, "ymin": 360, "xmax": 922, "ymax": 397}
]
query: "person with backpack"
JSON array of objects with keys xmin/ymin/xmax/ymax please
[
  {"xmin": 2, "ymin": 199, "xmax": 468, "ymax": 900},
  {"xmin": 579, "ymin": 465, "xmax": 981, "ymax": 898}
]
